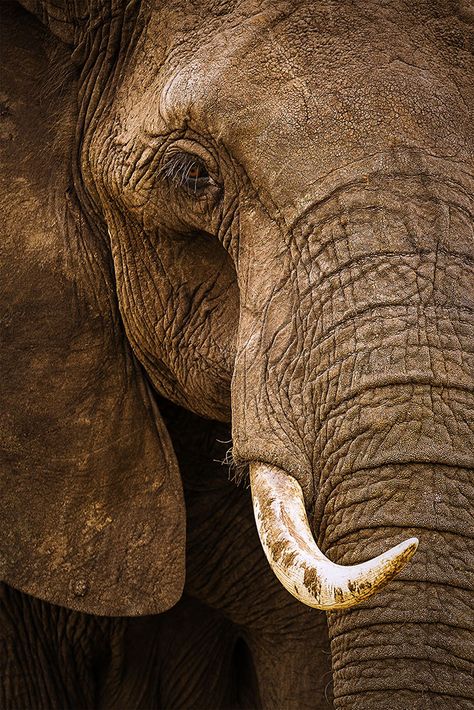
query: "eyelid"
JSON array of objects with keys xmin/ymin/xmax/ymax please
[{"xmin": 160, "ymin": 151, "xmax": 218, "ymax": 194}]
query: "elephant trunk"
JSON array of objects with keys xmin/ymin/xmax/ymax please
[
  {"xmin": 321, "ymin": 461, "xmax": 474, "ymax": 709},
  {"xmin": 233, "ymin": 165, "xmax": 474, "ymax": 705},
  {"xmin": 250, "ymin": 461, "xmax": 473, "ymax": 707}
]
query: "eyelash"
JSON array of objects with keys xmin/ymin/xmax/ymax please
[{"xmin": 159, "ymin": 152, "xmax": 216, "ymax": 195}]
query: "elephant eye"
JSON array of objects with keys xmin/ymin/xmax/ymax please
[{"xmin": 160, "ymin": 152, "xmax": 216, "ymax": 196}]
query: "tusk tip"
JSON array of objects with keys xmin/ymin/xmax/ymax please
[
  {"xmin": 393, "ymin": 536, "xmax": 419, "ymax": 560},
  {"xmin": 365, "ymin": 536, "xmax": 419, "ymax": 596},
  {"xmin": 375, "ymin": 535, "xmax": 419, "ymax": 575}
]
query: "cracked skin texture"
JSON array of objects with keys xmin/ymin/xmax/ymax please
[{"xmin": 1, "ymin": 0, "xmax": 473, "ymax": 708}]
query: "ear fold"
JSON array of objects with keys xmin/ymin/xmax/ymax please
[
  {"xmin": 17, "ymin": 0, "xmax": 88, "ymax": 44},
  {"xmin": 0, "ymin": 3, "xmax": 185, "ymax": 615}
]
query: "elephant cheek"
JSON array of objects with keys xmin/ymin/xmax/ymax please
[{"xmin": 105, "ymin": 214, "xmax": 238, "ymax": 422}]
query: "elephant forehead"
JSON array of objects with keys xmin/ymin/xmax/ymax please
[
  {"xmin": 155, "ymin": 4, "xmax": 347, "ymax": 144},
  {"xmin": 145, "ymin": 1, "xmax": 471, "ymax": 209},
  {"xmin": 100, "ymin": 1, "xmax": 472, "ymax": 223}
]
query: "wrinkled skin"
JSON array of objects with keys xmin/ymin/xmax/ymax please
[
  {"xmin": 1, "ymin": 0, "xmax": 473, "ymax": 708},
  {"xmin": 1, "ymin": 403, "xmax": 331, "ymax": 709}
]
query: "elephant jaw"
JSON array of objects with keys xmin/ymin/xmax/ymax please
[{"xmin": 250, "ymin": 463, "xmax": 418, "ymax": 610}]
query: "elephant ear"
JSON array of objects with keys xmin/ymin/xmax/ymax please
[
  {"xmin": 17, "ymin": 0, "xmax": 90, "ymax": 44},
  {"xmin": 0, "ymin": 3, "xmax": 185, "ymax": 615}
]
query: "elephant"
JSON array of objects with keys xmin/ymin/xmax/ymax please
[{"xmin": 1, "ymin": 0, "xmax": 473, "ymax": 708}]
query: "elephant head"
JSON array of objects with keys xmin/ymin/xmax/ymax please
[{"xmin": 2, "ymin": 0, "xmax": 473, "ymax": 706}]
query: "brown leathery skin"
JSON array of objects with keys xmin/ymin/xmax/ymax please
[
  {"xmin": 2, "ymin": 0, "xmax": 473, "ymax": 707},
  {"xmin": 0, "ymin": 1, "xmax": 186, "ymax": 617},
  {"xmin": 1, "ymin": 405, "xmax": 333, "ymax": 709}
]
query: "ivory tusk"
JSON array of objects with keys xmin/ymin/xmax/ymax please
[{"xmin": 250, "ymin": 462, "xmax": 418, "ymax": 611}]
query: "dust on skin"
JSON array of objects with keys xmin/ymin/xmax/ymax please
[
  {"xmin": 84, "ymin": 501, "xmax": 112, "ymax": 533},
  {"xmin": 37, "ymin": 532, "xmax": 71, "ymax": 574}
]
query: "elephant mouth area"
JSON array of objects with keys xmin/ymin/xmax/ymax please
[{"xmin": 153, "ymin": 389, "xmax": 419, "ymax": 612}]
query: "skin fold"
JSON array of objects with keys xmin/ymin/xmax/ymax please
[
  {"xmin": 0, "ymin": 404, "xmax": 332, "ymax": 709},
  {"xmin": 0, "ymin": 1, "xmax": 473, "ymax": 708}
]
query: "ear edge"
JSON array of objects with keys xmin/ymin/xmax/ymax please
[{"xmin": 0, "ymin": 7, "xmax": 186, "ymax": 617}]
